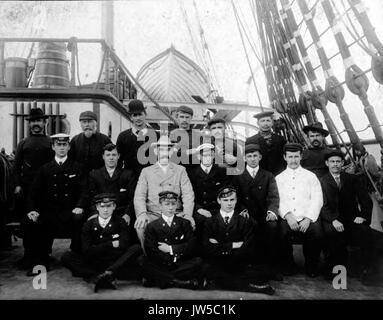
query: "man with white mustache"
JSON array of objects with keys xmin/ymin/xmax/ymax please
[{"xmin": 69, "ymin": 111, "xmax": 111, "ymax": 174}]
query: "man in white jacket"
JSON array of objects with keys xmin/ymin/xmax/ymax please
[{"xmin": 276, "ymin": 143, "xmax": 323, "ymax": 278}]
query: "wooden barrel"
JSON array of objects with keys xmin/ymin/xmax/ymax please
[
  {"xmin": 31, "ymin": 42, "xmax": 70, "ymax": 88},
  {"xmin": 4, "ymin": 57, "xmax": 28, "ymax": 88}
]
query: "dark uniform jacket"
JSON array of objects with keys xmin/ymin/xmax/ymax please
[
  {"xmin": 144, "ymin": 216, "xmax": 196, "ymax": 267},
  {"xmin": 116, "ymin": 128, "xmax": 159, "ymax": 177},
  {"xmin": 203, "ymin": 209, "xmax": 257, "ymax": 264},
  {"xmin": 69, "ymin": 132, "xmax": 111, "ymax": 173},
  {"xmin": 246, "ymin": 133, "xmax": 286, "ymax": 176},
  {"xmin": 13, "ymin": 134, "xmax": 54, "ymax": 188},
  {"xmin": 189, "ymin": 164, "xmax": 231, "ymax": 213},
  {"xmin": 82, "ymin": 215, "xmax": 130, "ymax": 264},
  {"xmin": 232, "ymin": 167, "xmax": 279, "ymax": 223},
  {"xmin": 302, "ymin": 147, "xmax": 333, "ymax": 178},
  {"xmin": 88, "ymin": 166, "xmax": 136, "ymax": 217},
  {"xmin": 320, "ymin": 172, "xmax": 373, "ymax": 225},
  {"xmin": 26, "ymin": 158, "xmax": 87, "ymax": 229}
]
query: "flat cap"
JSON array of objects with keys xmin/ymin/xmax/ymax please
[
  {"xmin": 324, "ymin": 150, "xmax": 345, "ymax": 161},
  {"xmin": 159, "ymin": 191, "xmax": 179, "ymax": 201},
  {"xmin": 217, "ymin": 185, "xmax": 237, "ymax": 198},
  {"xmin": 177, "ymin": 105, "xmax": 193, "ymax": 116},
  {"xmin": 93, "ymin": 193, "xmax": 117, "ymax": 204},
  {"xmin": 253, "ymin": 111, "xmax": 274, "ymax": 120},
  {"xmin": 51, "ymin": 133, "xmax": 70, "ymax": 142},
  {"xmin": 283, "ymin": 142, "xmax": 303, "ymax": 153},
  {"xmin": 245, "ymin": 143, "xmax": 261, "ymax": 155},
  {"xmin": 79, "ymin": 111, "xmax": 97, "ymax": 121},
  {"xmin": 207, "ymin": 118, "xmax": 226, "ymax": 127}
]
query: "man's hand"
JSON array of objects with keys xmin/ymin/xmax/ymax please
[
  {"xmin": 14, "ymin": 186, "xmax": 23, "ymax": 196},
  {"xmin": 332, "ymin": 219, "xmax": 344, "ymax": 232},
  {"xmin": 158, "ymin": 242, "xmax": 171, "ymax": 253},
  {"xmin": 224, "ymin": 153, "xmax": 237, "ymax": 165},
  {"xmin": 134, "ymin": 213, "xmax": 148, "ymax": 229},
  {"xmin": 285, "ymin": 213, "xmax": 299, "ymax": 231},
  {"xmin": 354, "ymin": 217, "xmax": 366, "ymax": 224},
  {"xmin": 27, "ymin": 211, "xmax": 39, "ymax": 222},
  {"xmin": 299, "ymin": 217, "xmax": 311, "ymax": 233},
  {"xmin": 112, "ymin": 240, "xmax": 119, "ymax": 248},
  {"xmin": 209, "ymin": 238, "xmax": 218, "ymax": 244},
  {"xmin": 239, "ymin": 209, "xmax": 249, "ymax": 219},
  {"xmin": 72, "ymin": 208, "xmax": 84, "ymax": 215},
  {"xmin": 266, "ymin": 211, "xmax": 278, "ymax": 222},
  {"xmin": 122, "ymin": 214, "xmax": 130, "ymax": 225},
  {"xmin": 232, "ymin": 241, "xmax": 243, "ymax": 249},
  {"xmin": 197, "ymin": 209, "xmax": 212, "ymax": 218}
]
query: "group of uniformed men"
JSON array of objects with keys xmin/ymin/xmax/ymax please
[{"xmin": 11, "ymin": 99, "xmax": 379, "ymax": 294}]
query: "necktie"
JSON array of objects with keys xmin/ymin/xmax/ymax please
[
  {"xmin": 335, "ymin": 176, "xmax": 341, "ymax": 189},
  {"xmin": 59, "ymin": 161, "xmax": 63, "ymax": 166},
  {"xmin": 205, "ymin": 167, "xmax": 209, "ymax": 175},
  {"xmin": 224, "ymin": 216, "xmax": 230, "ymax": 225},
  {"xmin": 252, "ymin": 170, "xmax": 256, "ymax": 178}
]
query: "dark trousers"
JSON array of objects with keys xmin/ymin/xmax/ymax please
[
  {"xmin": 280, "ymin": 219, "xmax": 323, "ymax": 270},
  {"xmin": 21, "ymin": 214, "xmax": 84, "ymax": 265},
  {"xmin": 141, "ymin": 256, "xmax": 202, "ymax": 288},
  {"xmin": 322, "ymin": 220, "xmax": 374, "ymax": 271},
  {"xmin": 203, "ymin": 260, "xmax": 271, "ymax": 291},
  {"xmin": 62, "ymin": 244, "xmax": 143, "ymax": 280},
  {"xmin": 255, "ymin": 220, "xmax": 279, "ymax": 267}
]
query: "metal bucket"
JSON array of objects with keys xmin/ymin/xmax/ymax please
[
  {"xmin": 31, "ymin": 42, "xmax": 70, "ymax": 88},
  {"xmin": 4, "ymin": 57, "xmax": 28, "ymax": 88}
]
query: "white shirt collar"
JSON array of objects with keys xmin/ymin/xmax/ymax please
[
  {"xmin": 330, "ymin": 172, "xmax": 341, "ymax": 179},
  {"xmin": 157, "ymin": 162, "xmax": 169, "ymax": 173},
  {"xmin": 246, "ymin": 165, "xmax": 259, "ymax": 177},
  {"xmin": 98, "ymin": 216, "xmax": 112, "ymax": 228},
  {"xmin": 132, "ymin": 125, "xmax": 148, "ymax": 136},
  {"xmin": 161, "ymin": 214, "xmax": 174, "ymax": 226},
  {"xmin": 55, "ymin": 156, "xmax": 68, "ymax": 165},
  {"xmin": 201, "ymin": 164, "xmax": 212, "ymax": 174},
  {"xmin": 220, "ymin": 209, "xmax": 234, "ymax": 221},
  {"xmin": 106, "ymin": 167, "xmax": 116, "ymax": 177},
  {"xmin": 285, "ymin": 166, "xmax": 302, "ymax": 175}
]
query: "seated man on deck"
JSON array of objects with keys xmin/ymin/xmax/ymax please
[
  {"xmin": 140, "ymin": 191, "xmax": 202, "ymax": 290},
  {"xmin": 319, "ymin": 150, "xmax": 377, "ymax": 284},
  {"xmin": 202, "ymin": 186, "xmax": 275, "ymax": 295},
  {"xmin": 62, "ymin": 193, "xmax": 142, "ymax": 293}
]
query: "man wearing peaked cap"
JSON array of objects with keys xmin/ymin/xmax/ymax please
[
  {"xmin": 116, "ymin": 99, "xmax": 159, "ymax": 179},
  {"xmin": 246, "ymin": 110, "xmax": 286, "ymax": 176},
  {"xmin": 69, "ymin": 110, "xmax": 112, "ymax": 174},
  {"xmin": 189, "ymin": 142, "xmax": 231, "ymax": 243},
  {"xmin": 22, "ymin": 127, "xmax": 88, "ymax": 275},
  {"xmin": 134, "ymin": 134, "xmax": 195, "ymax": 249},
  {"xmin": 169, "ymin": 104, "xmax": 202, "ymax": 173},
  {"xmin": 302, "ymin": 122, "xmax": 334, "ymax": 178},
  {"xmin": 275, "ymin": 140, "xmax": 323, "ymax": 277},
  {"xmin": 201, "ymin": 184, "xmax": 276, "ymax": 295},
  {"xmin": 232, "ymin": 142, "xmax": 281, "ymax": 279},
  {"xmin": 13, "ymin": 107, "xmax": 55, "ymax": 270},
  {"xmin": 141, "ymin": 189, "xmax": 202, "ymax": 290},
  {"xmin": 62, "ymin": 192, "xmax": 142, "ymax": 292}
]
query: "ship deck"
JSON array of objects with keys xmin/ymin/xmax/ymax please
[{"xmin": 1, "ymin": 239, "xmax": 382, "ymax": 300}]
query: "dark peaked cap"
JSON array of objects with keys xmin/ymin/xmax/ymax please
[{"xmin": 283, "ymin": 143, "xmax": 303, "ymax": 153}]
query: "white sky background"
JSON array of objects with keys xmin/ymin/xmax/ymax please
[{"xmin": 1, "ymin": 0, "xmax": 383, "ymax": 141}]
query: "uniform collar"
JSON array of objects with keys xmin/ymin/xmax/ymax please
[
  {"xmin": 55, "ymin": 156, "xmax": 68, "ymax": 165},
  {"xmin": 161, "ymin": 214, "xmax": 174, "ymax": 226},
  {"xmin": 98, "ymin": 216, "xmax": 112, "ymax": 228},
  {"xmin": 246, "ymin": 165, "xmax": 259, "ymax": 177},
  {"xmin": 201, "ymin": 164, "xmax": 212, "ymax": 174},
  {"xmin": 220, "ymin": 209, "xmax": 234, "ymax": 222}
]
